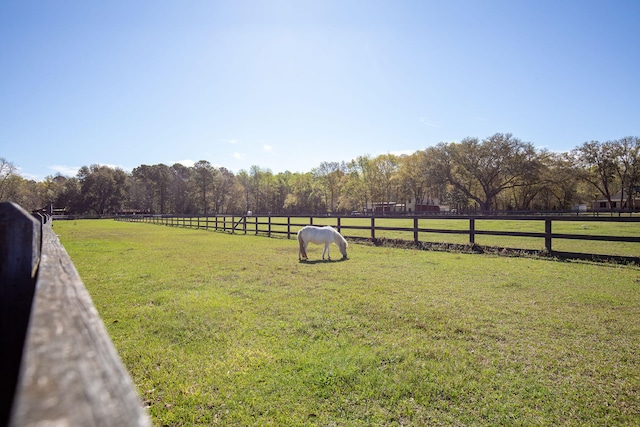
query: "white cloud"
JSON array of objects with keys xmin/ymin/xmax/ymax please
[
  {"xmin": 173, "ymin": 159, "xmax": 195, "ymax": 167},
  {"xmin": 103, "ymin": 163, "xmax": 130, "ymax": 172},
  {"xmin": 48, "ymin": 163, "xmax": 132, "ymax": 176},
  {"xmin": 228, "ymin": 139, "xmax": 239, "ymax": 144},
  {"xmin": 419, "ymin": 117, "xmax": 441, "ymax": 128},
  {"xmin": 263, "ymin": 144, "xmax": 273, "ymax": 152},
  {"xmin": 388, "ymin": 150, "xmax": 417, "ymax": 157},
  {"xmin": 48, "ymin": 165, "xmax": 80, "ymax": 177},
  {"xmin": 17, "ymin": 167, "xmax": 40, "ymax": 181},
  {"xmin": 232, "ymin": 152, "xmax": 244, "ymax": 160}
]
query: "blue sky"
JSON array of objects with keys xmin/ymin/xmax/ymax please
[{"xmin": 2, "ymin": 0, "xmax": 639, "ymax": 180}]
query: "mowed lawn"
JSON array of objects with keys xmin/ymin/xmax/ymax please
[{"xmin": 55, "ymin": 220, "xmax": 640, "ymax": 426}]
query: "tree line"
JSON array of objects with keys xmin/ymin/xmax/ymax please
[{"xmin": 2, "ymin": 133, "xmax": 639, "ymax": 215}]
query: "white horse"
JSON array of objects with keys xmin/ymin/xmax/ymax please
[{"xmin": 297, "ymin": 225, "xmax": 348, "ymax": 261}]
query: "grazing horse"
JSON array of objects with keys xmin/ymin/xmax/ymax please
[{"xmin": 297, "ymin": 225, "xmax": 348, "ymax": 261}]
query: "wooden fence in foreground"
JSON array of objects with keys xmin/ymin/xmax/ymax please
[
  {"xmin": 0, "ymin": 202, "xmax": 150, "ymax": 426},
  {"xmin": 117, "ymin": 214, "xmax": 640, "ymax": 264}
]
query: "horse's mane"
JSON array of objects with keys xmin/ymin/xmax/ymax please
[{"xmin": 332, "ymin": 227, "xmax": 348, "ymax": 247}]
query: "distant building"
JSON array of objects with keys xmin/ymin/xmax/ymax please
[
  {"xmin": 367, "ymin": 197, "xmax": 442, "ymax": 214},
  {"xmin": 592, "ymin": 188, "xmax": 640, "ymax": 211}
]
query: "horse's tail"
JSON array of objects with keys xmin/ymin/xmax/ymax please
[{"xmin": 297, "ymin": 228, "xmax": 306, "ymax": 259}]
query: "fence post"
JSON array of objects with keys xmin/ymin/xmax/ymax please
[
  {"xmin": 244, "ymin": 216, "xmax": 247, "ymax": 235},
  {"xmin": 413, "ymin": 217, "xmax": 419, "ymax": 245},
  {"xmin": 287, "ymin": 217, "xmax": 291, "ymax": 239},
  {"xmin": 337, "ymin": 217, "xmax": 341, "ymax": 233},
  {"xmin": 545, "ymin": 219, "xmax": 552, "ymax": 253},
  {"xmin": 469, "ymin": 218, "xmax": 475, "ymax": 244},
  {"xmin": 268, "ymin": 216, "xmax": 272, "ymax": 237},
  {"xmin": 371, "ymin": 216, "xmax": 376, "ymax": 241},
  {"xmin": 0, "ymin": 202, "xmax": 40, "ymax": 425}
]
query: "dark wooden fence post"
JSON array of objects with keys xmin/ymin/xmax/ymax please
[
  {"xmin": 337, "ymin": 217, "xmax": 341, "ymax": 233},
  {"xmin": 1, "ymin": 202, "xmax": 150, "ymax": 426},
  {"xmin": 545, "ymin": 219, "xmax": 552, "ymax": 253},
  {"xmin": 371, "ymin": 216, "xmax": 376, "ymax": 241},
  {"xmin": 469, "ymin": 218, "xmax": 475, "ymax": 245},
  {"xmin": 413, "ymin": 217, "xmax": 419, "ymax": 245},
  {"xmin": 0, "ymin": 202, "xmax": 40, "ymax": 426},
  {"xmin": 287, "ymin": 216, "xmax": 291, "ymax": 239}
]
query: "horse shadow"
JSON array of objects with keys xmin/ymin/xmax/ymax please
[{"xmin": 299, "ymin": 257, "xmax": 349, "ymax": 264}]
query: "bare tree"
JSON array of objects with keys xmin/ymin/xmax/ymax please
[
  {"xmin": 0, "ymin": 158, "xmax": 18, "ymax": 201},
  {"xmin": 611, "ymin": 136, "xmax": 640, "ymax": 211},
  {"xmin": 571, "ymin": 141, "xmax": 619, "ymax": 210}
]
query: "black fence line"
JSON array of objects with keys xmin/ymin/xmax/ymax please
[{"xmin": 116, "ymin": 214, "xmax": 640, "ymax": 264}]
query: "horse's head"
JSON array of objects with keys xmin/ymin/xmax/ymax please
[{"xmin": 338, "ymin": 238, "xmax": 348, "ymax": 258}]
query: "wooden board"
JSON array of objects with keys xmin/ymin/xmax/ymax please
[{"xmin": 10, "ymin": 222, "xmax": 151, "ymax": 426}]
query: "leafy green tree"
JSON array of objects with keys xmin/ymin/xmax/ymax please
[
  {"xmin": 284, "ymin": 172, "xmax": 324, "ymax": 214},
  {"xmin": 396, "ymin": 152, "xmax": 427, "ymax": 211},
  {"xmin": 272, "ymin": 171, "xmax": 293, "ymax": 214},
  {"xmin": 370, "ymin": 154, "xmax": 400, "ymax": 209},
  {"xmin": 212, "ymin": 167, "xmax": 235, "ymax": 214},
  {"xmin": 313, "ymin": 162, "xmax": 345, "ymax": 213},
  {"xmin": 51, "ymin": 176, "xmax": 83, "ymax": 214},
  {"xmin": 193, "ymin": 160, "xmax": 217, "ymax": 215},
  {"xmin": 528, "ymin": 152, "xmax": 580, "ymax": 211},
  {"xmin": 433, "ymin": 133, "xmax": 542, "ymax": 212},
  {"xmin": 170, "ymin": 163, "xmax": 195, "ymax": 214},
  {"xmin": 131, "ymin": 164, "xmax": 173, "ymax": 213},
  {"xmin": 236, "ymin": 170, "xmax": 252, "ymax": 213},
  {"xmin": 77, "ymin": 165, "xmax": 128, "ymax": 214},
  {"xmin": 339, "ymin": 156, "xmax": 373, "ymax": 212}
]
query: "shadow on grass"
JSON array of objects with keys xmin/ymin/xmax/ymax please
[{"xmin": 299, "ymin": 257, "xmax": 349, "ymax": 264}]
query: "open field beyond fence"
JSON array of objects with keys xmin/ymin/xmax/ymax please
[
  {"xmin": 118, "ymin": 214, "xmax": 640, "ymax": 262},
  {"xmin": 56, "ymin": 220, "xmax": 640, "ymax": 426}
]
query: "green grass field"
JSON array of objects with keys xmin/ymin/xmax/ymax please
[{"xmin": 55, "ymin": 220, "xmax": 640, "ymax": 426}]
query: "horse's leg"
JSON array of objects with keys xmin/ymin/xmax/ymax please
[{"xmin": 323, "ymin": 242, "xmax": 331, "ymax": 260}]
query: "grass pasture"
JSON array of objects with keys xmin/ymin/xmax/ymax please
[{"xmin": 55, "ymin": 220, "xmax": 640, "ymax": 426}]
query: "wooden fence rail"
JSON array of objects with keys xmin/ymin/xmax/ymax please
[
  {"xmin": 117, "ymin": 214, "xmax": 640, "ymax": 264},
  {"xmin": 0, "ymin": 202, "xmax": 150, "ymax": 427}
]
